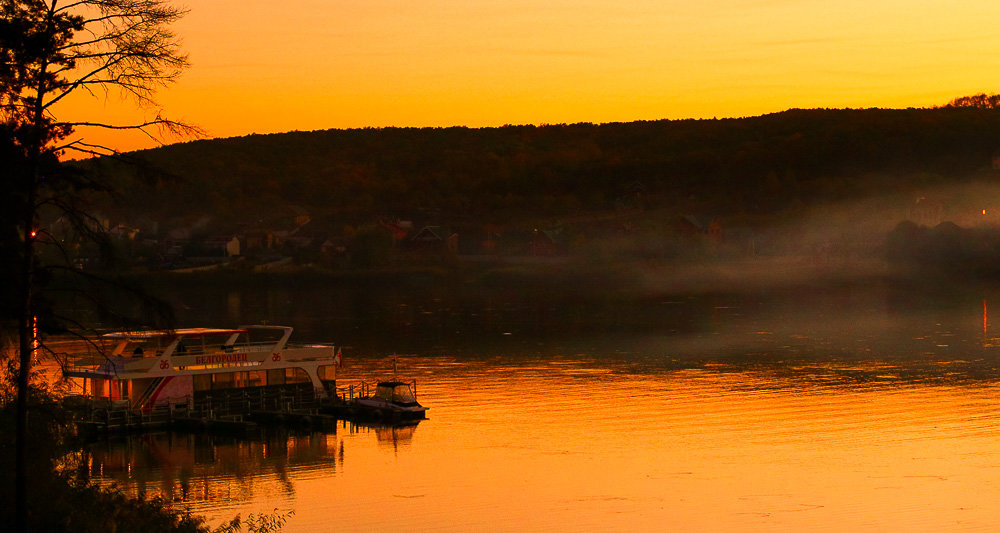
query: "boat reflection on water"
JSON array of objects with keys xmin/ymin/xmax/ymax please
[
  {"xmin": 53, "ymin": 283, "xmax": 1000, "ymax": 531},
  {"xmin": 373, "ymin": 421, "xmax": 420, "ymax": 453},
  {"xmin": 79, "ymin": 420, "xmax": 423, "ymax": 513},
  {"xmin": 80, "ymin": 430, "xmax": 345, "ymax": 506}
]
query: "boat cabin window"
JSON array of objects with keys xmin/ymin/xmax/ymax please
[
  {"xmin": 231, "ymin": 371, "xmax": 265, "ymax": 388},
  {"xmin": 114, "ymin": 340, "xmax": 154, "ymax": 357},
  {"xmin": 248, "ymin": 370, "xmax": 266, "ymax": 387},
  {"xmin": 123, "ymin": 342, "xmax": 159, "ymax": 358},
  {"xmin": 212, "ymin": 371, "xmax": 232, "ymax": 388},
  {"xmin": 267, "ymin": 369, "xmax": 285, "ymax": 385},
  {"xmin": 90, "ymin": 378, "xmax": 107, "ymax": 397},
  {"xmin": 285, "ymin": 368, "xmax": 310, "ymax": 384},
  {"xmin": 194, "ymin": 371, "xmax": 271, "ymax": 392},
  {"xmin": 375, "ymin": 383, "xmax": 416, "ymax": 404},
  {"xmin": 318, "ymin": 365, "xmax": 337, "ymax": 382},
  {"xmin": 193, "ymin": 374, "xmax": 212, "ymax": 392},
  {"xmin": 195, "ymin": 334, "xmax": 248, "ymax": 356}
]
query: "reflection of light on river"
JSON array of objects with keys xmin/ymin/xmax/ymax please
[
  {"xmin": 41, "ymin": 288, "xmax": 1000, "ymax": 531},
  {"xmin": 83, "ymin": 430, "xmax": 345, "ymax": 520},
  {"xmin": 81, "ymin": 352, "xmax": 1000, "ymax": 532}
]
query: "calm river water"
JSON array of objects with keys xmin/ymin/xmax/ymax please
[{"xmin": 75, "ymin": 277, "xmax": 1000, "ymax": 531}]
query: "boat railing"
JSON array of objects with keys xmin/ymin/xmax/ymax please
[
  {"xmin": 285, "ymin": 343, "xmax": 335, "ymax": 350},
  {"xmin": 183, "ymin": 383, "xmax": 320, "ymax": 418},
  {"xmin": 68, "ymin": 341, "xmax": 282, "ymax": 363},
  {"xmin": 168, "ymin": 341, "xmax": 330, "ymax": 358},
  {"xmin": 241, "ymin": 342, "xmax": 281, "ymax": 353},
  {"xmin": 73, "ymin": 383, "xmax": 323, "ymax": 427},
  {"xmin": 336, "ymin": 379, "xmax": 419, "ymax": 402},
  {"xmin": 69, "ymin": 356, "xmax": 105, "ymax": 370},
  {"xmin": 171, "ymin": 341, "xmax": 277, "ymax": 357}
]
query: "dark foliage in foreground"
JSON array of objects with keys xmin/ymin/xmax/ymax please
[{"xmin": 0, "ymin": 389, "xmax": 206, "ymax": 532}]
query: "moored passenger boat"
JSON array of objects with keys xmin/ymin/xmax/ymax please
[
  {"xmin": 354, "ymin": 381, "xmax": 427, "ymax": 420},
  {"xmin": 353, "ymin": 380, "xmax": 428, "ymax": 420},
  {"xmin": 63, "ymin": 325, "xmax": 340, "ymax": 412},
  {"xmin": 347, "ymin": 356, "xmax": 428, "ymax": 421}
]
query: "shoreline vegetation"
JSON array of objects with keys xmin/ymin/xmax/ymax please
[
  {"xmin": 0, "ymin": 390, "xmax": 208, "ymax": 532},
  {"xmin": 71, "ymin": 104, "xmax": 1000, "ymax": 287},
  {"xmin": 0, "ymin": 389, "xmax": 293, "ymax": 532},
  {"xmin": 114, "ymin": 254, "xmax": 992, "ymax": 307}
]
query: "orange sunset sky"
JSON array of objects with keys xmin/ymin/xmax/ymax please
[{"xmin": 56, "ymin": 0, "xmax": 1000, "ymax": 153}]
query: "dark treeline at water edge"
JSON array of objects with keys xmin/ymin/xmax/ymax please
[
  {"xmin": 61, "ymin": 104, "xmax": 1000, "ymax": 282},
  {"xmin": 43, "ymin": 264, "xmax": 1000, "ymax": 362},
  {"xmin": 83, "ymin": 105, "xmax": 1000, "ymax": 226}
]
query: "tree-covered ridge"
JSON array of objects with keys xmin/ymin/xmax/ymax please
[
  {"xmin": 944, "ymin": 92, "xmax": 1000, "ymax": 110},
  {"xmin": 92, "ymin": 107, "xmax": 1000, "ymax": 232}
]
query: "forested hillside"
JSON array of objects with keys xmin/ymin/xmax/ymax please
[{"xmin": 86, "ymin": 107, "xmax": 1000, "ymax": 232}]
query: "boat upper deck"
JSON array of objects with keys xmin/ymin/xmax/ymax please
[
  {"xmin": 103, "ymin": 328, "xmax": 250, "ymax": 340},
  {"xmin": 64, "ymin": 325, "xmax": 338, "ymax": 379}
]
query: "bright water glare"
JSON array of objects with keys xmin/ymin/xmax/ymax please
[{"xmin": 76, "ymin": 281, "xmax": 1000, "ymax": 531}]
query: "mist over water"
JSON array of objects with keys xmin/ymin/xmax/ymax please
[
  {"xmin": 151, "ymin": 271, "xmax": 994, "ymax": 364},
  {"xmin": 78, "ymin": 193, "xmax": 1000, "ymax": 530}
]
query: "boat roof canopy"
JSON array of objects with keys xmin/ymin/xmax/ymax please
[
  {"xmin": 377, "ymin": 381, "xmax": 411, "ymax": 388},
  {"xmin": 103, "ymin": 328, "xmax": 249, "ymax": 340},
  {"xmin": 374, "ymin": 381, "xmax": 418, "ymax": 405}
]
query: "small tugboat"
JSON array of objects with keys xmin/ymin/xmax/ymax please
[{"xmin": 351, "ymin": 358, "xmax": 428, "ymax": 421}]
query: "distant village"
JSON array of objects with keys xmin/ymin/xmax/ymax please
[
  {"xmin": 45, "ymin": 188, "xmax": 1000, "ymax": 274},
  {"xmin": 68, "ymin": 207, "xmax": 577, "ymax": 272}
]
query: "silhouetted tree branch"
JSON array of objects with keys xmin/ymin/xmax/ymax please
[{"xmin": 0, "ymin": 1, "xmax": 196, "ymax": 530}]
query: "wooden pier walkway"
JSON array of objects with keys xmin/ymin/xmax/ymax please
[{"xmin": 70, "ymin": 379, "xmax": 424, "ymax": 435}]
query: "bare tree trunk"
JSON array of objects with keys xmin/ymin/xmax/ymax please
[
  {"xmin": 14, "ymin": 99, "xmax": 41, "ymax": 532},
  {"xmin": 15, "ymin": 186, "xmax": 35, "ymax": 533},
  {"xmin": 2, "ymin": 3, "xmax": 194, "ymax": 523}
]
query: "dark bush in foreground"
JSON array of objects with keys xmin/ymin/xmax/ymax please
[{"xmin": 0, "ymin": 388, "xmax": 205, "ymax": 532}]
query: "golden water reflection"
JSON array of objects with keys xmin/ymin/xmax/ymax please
[
  {"xmin": 84, "ymin": 430, "xmax": 343, "ymax": 517},
  {"xmin": 86, "ymin": 354, "xmax": 1000, "ymax": 531}
]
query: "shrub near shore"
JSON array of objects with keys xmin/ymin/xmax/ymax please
[{"xmin": 0, "ymin": 387, "xmax": 290, "ymax": 532}]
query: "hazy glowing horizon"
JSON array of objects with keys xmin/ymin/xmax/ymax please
[{"xmin": 54, "ymin": 0, "xmax": 1000, "ymax": 154}]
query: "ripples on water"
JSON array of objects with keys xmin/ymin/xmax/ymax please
[
  {"xmin": 80, "ymin": 353, "xmax": 1000, "ymax": 532},
  {"xmin": 72, "ymin": 283, "xmax": 1000, "ymax": 531}
]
